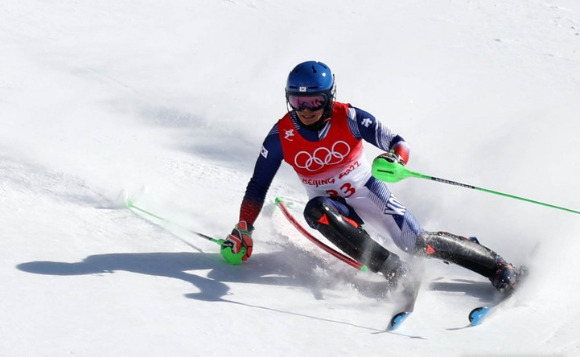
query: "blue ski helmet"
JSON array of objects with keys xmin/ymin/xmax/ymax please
[
  {"xmin": 285, "ymin": 61, "xmax": 335, "ymax": 121},
  {"xmin": 285, "ymin": 61, "xmax": 335, "ymax": 95}
]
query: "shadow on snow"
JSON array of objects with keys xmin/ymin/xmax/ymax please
[{"xmin": 17, "ymin": 250, "xmax": 389, "ymax": 332}]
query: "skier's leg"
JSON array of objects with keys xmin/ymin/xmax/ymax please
[
  {"xmin": 303, "ymin": 196, "xmax": 406, "ymax": 285},
  {"xmin": 348, "ymin": 176, "xmax": 424, "ymax": 254},
  {"xmin": 414, "ymin": 231, "xmax": 518, "ymax": 292},
  {"xmin": 354, "ymin": 177, "xmax": 518, "ymax": 292},
  {"xmin": 414, "ymin": 232, "xmax": 497, "ymax": 276}
]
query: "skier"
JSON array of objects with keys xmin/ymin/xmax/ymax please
[{"xmin": 221, "ymin": 60, "xmax": 521, "ymax": 292}]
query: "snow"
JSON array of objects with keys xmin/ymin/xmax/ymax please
[{"xmin": 1, "ymin": 0, "xmax": 580, "ymax": 355}]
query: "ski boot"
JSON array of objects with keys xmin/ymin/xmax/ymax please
[
  {"xmin": 489, "ymin": 257, "xmax": 525, "ymax": 294},
  {"xmin": 380, "ymin": 254, "xmax": 410, "ymax": 290}
]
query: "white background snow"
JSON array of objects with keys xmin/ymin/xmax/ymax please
[{"xmin": 1, "ymin": 0, "xmax": 580, "ymax": 356}]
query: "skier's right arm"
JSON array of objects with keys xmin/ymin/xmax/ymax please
[
  {"xmin": 221, "ymin": 125, "xmax": 283, "ymax": 264},
  {"xmin": 239, "ymin": 126, "xmax": 283, "ymax": 225}
]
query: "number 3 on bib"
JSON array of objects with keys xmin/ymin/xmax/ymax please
[{"xmin": 326, "ymin": 183, "xmax": 356, "ymax": 198}]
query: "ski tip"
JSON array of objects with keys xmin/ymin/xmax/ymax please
[
  {"xmin": 469, "ymin": 306, "xmax": 491, "ymax": 326},
  {"xmin": 387, "ymin": 311, "xmax": 411, "ymax": 331}
]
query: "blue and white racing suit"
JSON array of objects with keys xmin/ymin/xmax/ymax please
[{"xmin": 239, "ymin": 102, "xmax": 424, "ymax": 253}]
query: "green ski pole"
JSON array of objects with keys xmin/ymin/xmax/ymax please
[
  {"xmin": 372, "ymin": 159, "xmax": 580, "ymax": 215},
  {"xmin": 126, "ymin": 200, "xmax": 224, "ymax": 245},
  {"xmin": 127, "ymin": 200, "xmax": 246, "ymax": 264}
]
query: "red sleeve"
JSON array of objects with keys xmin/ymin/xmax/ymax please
[{"xmin": 239, "ymin": 198, "xmax": 263, "ymax": 226}]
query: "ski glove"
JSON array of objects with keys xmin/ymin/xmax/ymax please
[
  {"xmin": 379, "ymin": 141, "xmax": 410, "ymax": 166},
  {"xmin": 378, "ymin": 150, "xmax": 406, "ymax": 166},
  {"xmin": 221, "ymin": 221, "xmax": 254, "ymax": 265}
]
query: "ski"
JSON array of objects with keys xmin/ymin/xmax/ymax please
[
  {"xmin": 468, "ymin": 305, "xmax": 495, "ymax": 326},
  {"xmin": 468, "ymin": 266, "xmax": 528, "ymax": 326},
  {"xmin": 387, "ymin": 278, "xmax": 421, "ymax": 331},
  {"xmin": 468, "ymin": 293, "xmax": 511, "ymax": 326}
]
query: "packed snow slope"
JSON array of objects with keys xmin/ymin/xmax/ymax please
[{"xmin": 1, "ymin": 1, "xmax": 580, "ymax": 356}]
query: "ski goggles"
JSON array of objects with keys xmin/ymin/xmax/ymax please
[{"xmin": 287, "ymin": 94, "xmax": 328, "ymax": 111}]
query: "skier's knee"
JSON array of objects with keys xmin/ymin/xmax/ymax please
[
  {"xmin": 413, "ymin": 232, "xmax": 431, "ymax": 255},
  {"xmin": 304, "ymin": 196, "xmax": 340, "ymax": 229},
  {"xmin": 414, "ymin": 231, "xmax": 481, "ymax": 256},
  {"xmin": 414, "ymin": 231, "xmax": 466, "ymax": 256}
]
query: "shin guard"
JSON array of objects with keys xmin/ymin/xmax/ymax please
[
  {"xmin": 304, "ymin": 201, "xmax": 393, "ymax": 273},
  {"xmin": 415, "ymin": 231, "xmax": 498, "ymax": 278}
]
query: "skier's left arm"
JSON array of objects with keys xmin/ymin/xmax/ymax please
[{"xmin": 348, "ymin": 106, "xmax": 410, "ymax": 165}]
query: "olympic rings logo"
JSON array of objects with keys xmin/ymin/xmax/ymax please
[{"xmin": 294, "ymin": 141, "xmax": 351, "ymax": 172}]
